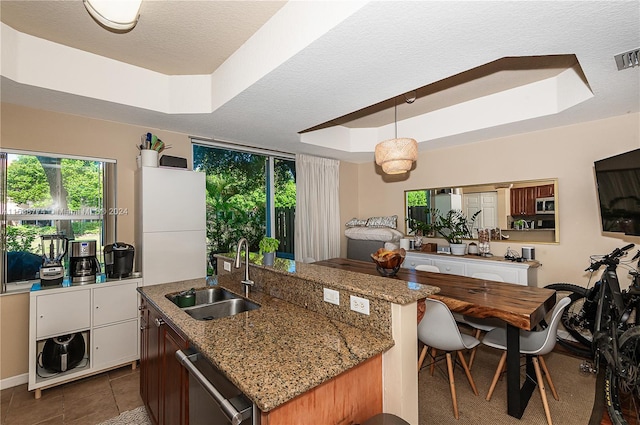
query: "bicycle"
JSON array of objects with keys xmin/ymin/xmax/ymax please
[{"xmin": 545, "ymin": 244, "xmax": 640, "ymax": 424}]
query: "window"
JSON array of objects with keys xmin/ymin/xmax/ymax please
[
  {"xmin": 0, "ymin": 151, "xmax": 116, "ymax": 293},
  {"xmin": 192, "ymin": 140, "xmax": 295, "ymax": 272}
]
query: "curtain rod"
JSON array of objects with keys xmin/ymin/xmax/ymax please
[{"xmin": 190, "ymin": 136, "xmax": 295, "ymax": 160}]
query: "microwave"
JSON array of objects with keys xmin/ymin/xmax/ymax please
[{"xmin": 536, "ymin": 197, "xmax": 555, "ymax": 214}]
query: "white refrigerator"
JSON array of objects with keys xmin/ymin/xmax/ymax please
[{"xmin": 136, "ymin": 166, "xmax": 206, "ymax": 286}]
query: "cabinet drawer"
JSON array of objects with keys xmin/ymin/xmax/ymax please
[
  {"xmin": 94, "ymin": 282, "xmax": 138, "ymax": 326},
  {"xmin": 403, "ymin": 255, "xmax": 434, "ymax": 269},
  {"xmin": 93, "ymin": 320, "xmax": 138, "ymax": 369},
  {"xmin": 466, "ymin": 264, "xmax": 521, "ymax": 285},
  {"xmin": 36, "ymin": 290, "xmax": 91, "ymax": 338},
  {"xmin": 432, "ymin": 260, "xmax": 465, "ymax": 276}
]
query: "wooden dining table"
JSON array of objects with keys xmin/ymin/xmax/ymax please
[{"xmin": 314, "ymin": 258, "xmax": 557, "ymax": 420}]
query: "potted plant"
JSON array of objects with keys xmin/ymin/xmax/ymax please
[
  {"xmin": 432, "ymin": 209, "xmax": 481, "ymax": 255},
  {"xmin": 405, "ymin": 218, "xmax": 433, "ymax": 237},
  {"xmin": 259, "ymin": 236, "xmax": 280, "ymax": 266}
]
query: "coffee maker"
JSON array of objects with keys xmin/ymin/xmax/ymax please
[
  {"xmin": 104, "ymin": 242, "xmax": 135, "ymax": 279},
  {"xmin": 69, "ymin": 240, "xmax": 101, "ymax": 284},
  {"xmin": 40, "ymin": 235, "xmax": 68, "ymax": 287}
]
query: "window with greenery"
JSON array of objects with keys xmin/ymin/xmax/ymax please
[
  {"xmin": 192, "ymin": 142, "xmax": 296, "ymax": 272},
  {"xmin": 1, "ymin": 151, "xmax": 116, "ymax": 293}
]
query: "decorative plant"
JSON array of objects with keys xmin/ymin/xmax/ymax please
[
  {"xmin": 259, "ymin": 237, "xmax": 280, "ymax": 254},
  {"xmin": 405, "ymin": 218, "xmax": 433, "ymax": 236},
  {"xmin": 432, "ymin": 209, "xmax": 482, "ymax": 244}
]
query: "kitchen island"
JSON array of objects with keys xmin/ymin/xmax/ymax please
[{"xmin": 138, "ymin": 255, "xmax": 439, "ymax": 424}]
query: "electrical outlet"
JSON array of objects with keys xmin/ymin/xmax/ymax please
[
  {"xmin": 323, "ymin": 288, "xmax": 340, "ymax": 305},
  {"xmin": 350, "ymin": 295, "xmax": 370, "ymax": 315},
  {"xmin": 223, "ymin": 261, "xmax": 231, "ymax": 272}
]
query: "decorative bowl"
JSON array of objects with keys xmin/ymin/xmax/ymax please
[{"xmin": 371, "ymin": 248, "xmax": 406, "ymax": 277}]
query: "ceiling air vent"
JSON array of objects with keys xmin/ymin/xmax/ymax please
[{"xmin": 614, "ymin": 48, "xmax": 640, "ymax": 70}]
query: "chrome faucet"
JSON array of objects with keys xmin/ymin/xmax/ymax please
[{"xmin": 234, "ymin": 238, "xmax": 254, "ymax": 297}]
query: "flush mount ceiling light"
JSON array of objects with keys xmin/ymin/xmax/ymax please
[
  {"xmin": 83, "ymin": 0, "xmax": 142, "ymax": 32},
  {"xmin": 374, "ymin": 95, "xmax": 418, "ymax": 175}
]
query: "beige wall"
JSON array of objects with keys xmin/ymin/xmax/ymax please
[
  {"xmin": 356, "ymin": 113, "xmax": 640, "ymax": 286},
  {"xmin": 0, "ymin": 293, "xmax": 29, "ymax": 380}
]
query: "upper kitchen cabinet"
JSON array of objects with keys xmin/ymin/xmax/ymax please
[
  {"xmin": 136, "ymin": 167, "xmax": 207, "ymax": 286},
  {"xmin": 536, "ymin": 184, "xmax": 554, "ymax": 198},
  {"xmin": 510, "ymin": 186, "xmax": 537, "ymax": 216}
]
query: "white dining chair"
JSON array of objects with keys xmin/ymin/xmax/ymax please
[
  {"xmin": 481, "ymin": 297, "xmax": 571, "ymax": 425},
  {"xmin": 418, "ymin": 298, "xmax": 480, "ymax": 419}
]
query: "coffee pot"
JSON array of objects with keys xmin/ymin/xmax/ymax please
[{"xmin": 69, "ymin": 240, "xmax": 101, "ymax": 284}]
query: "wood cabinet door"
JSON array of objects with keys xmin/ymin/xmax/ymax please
[
  {"xmin": 162, "ymin": 325, "xmax": 188, "ymax": 425},
  {"xmin": 536, "ymin": 184, "xmax": 554, "ymax": 198},
  {"xmin": 139, "ymin": 304, "xmax": 149, "ymax": 411},
  {"xmin": 524, "ymin": 187, "xmax": 536, "ymax": 215},
  {"xmin": 146, "ymin": 307, "xmax": 162, "ymax": 425}
]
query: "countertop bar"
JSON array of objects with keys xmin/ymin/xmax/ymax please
[{"xmin": 138, "ymin": 256, "xmax": 439, "ymax": 413}]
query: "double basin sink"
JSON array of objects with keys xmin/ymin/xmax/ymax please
[{"xmin": 167, "ymin": 287, "xmax": 260, "ymax": 321}]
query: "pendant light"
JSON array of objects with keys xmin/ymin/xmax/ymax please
[
  {"xmin": 374, "ymin": 96, "xmax": 418, "ymax": 174},
  {"xmin": 83, "ymin": 0, "xmax": 142, "ymax": 32}
]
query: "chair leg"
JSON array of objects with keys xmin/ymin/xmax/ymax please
[
  {"xmin": 418, "ymin": 346, "xmax": 428, "ymax": 371},
  {"xmin": 468, "ymin": 329, "xmax": 483, "ymax": 370},
  {"xmin": 457, "ymin": 351, "xmax": 479, "ymax": 396},
  {"xmin": 532, "ymin": 356, "xmax": 553, "ymax": 425},
  {"xmin": 430, "ymin": 347, "xmax": 437, "ymax": 376},
  {"xmin": 486, "ymin": 351, "xmax": 507, "ymax": 401},
  {"xmin": 446, "ymin": 352, "xmax": 459, "ymax": 419},
  {"xmin": 539, "ymin": 356, "xmax": 559, "ymax": 401}
]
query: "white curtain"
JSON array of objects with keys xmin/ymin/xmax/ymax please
[{"xmin": 294, "ymin": 154, "xmax": 341, "ymax": 262}]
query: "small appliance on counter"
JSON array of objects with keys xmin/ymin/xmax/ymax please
[
  {"xmin": 69, "ymin": 240, "xmax": 101, "ymax": 285},
  {"xmin": 104, "ymin": 242, "xmax": 135, "ymax": 278},
  {"xmin": 40, "ymin": 333, "xmax": 85, "ymax": 373},
  {"xmin": 39, "ymin": 234, "xmax": 68, "ymax": 287}
]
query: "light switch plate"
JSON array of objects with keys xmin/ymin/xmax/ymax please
[
  {"xmin": 223, "ymin": 261, "xmax": 231, "ymax": 272},
  {"xmin": 350, "ymin": 295, "xmax": 370, "ymax": 315},
  {"xmin": 323, "ymin": 288, "xmax": 340, "ymax": 305}
]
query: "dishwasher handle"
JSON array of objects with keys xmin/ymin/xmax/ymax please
[{"xmin": 175, "ymin": 350, "xmax": 247, "ymax": 425}]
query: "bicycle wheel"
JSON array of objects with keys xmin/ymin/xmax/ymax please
[
  {"xmin": 545, "ymin": 283, "xmax": 593, "ymax": 357},
  {"xmin": 605, "ymin": 326, "xmax": 640, "ymax": 425}
]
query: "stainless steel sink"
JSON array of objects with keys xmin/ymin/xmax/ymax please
[
  {"xmin": 167, "ymin": 287, "xmax": 239, "ymax": 307},
  {"xmin": 183, "ymin": 298, "xmax": 260, "ymax": 321}
]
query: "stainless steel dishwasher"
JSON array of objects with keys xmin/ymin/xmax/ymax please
[{"xmin": 176, "ymin": 348, "xmax": 259, "ymax": 425}]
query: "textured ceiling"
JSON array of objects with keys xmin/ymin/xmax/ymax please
[{"xmin": 1, "ymin": 1, "xmax": 639, "ymax": 163}]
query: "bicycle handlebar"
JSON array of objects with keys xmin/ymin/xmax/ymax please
[{"xmin": 585, "ymin": 243, "xmax": 635, "ymax": 272}]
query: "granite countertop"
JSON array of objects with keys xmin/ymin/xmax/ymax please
[{"xmin": 138, "ymin": 274, "xmax": 398, "ymax": 412}]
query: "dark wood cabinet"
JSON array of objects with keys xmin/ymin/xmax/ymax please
[
  {"xmin": 510, "ymin": 187, "xmax": 536, "ymax": 216},
  {"xmin": 140, "ymin": 299, "xmax": 188, "ymax": 425},
  {"xmin": 536, "ymin": 184, "xmax": 554, "ymax": 198}
]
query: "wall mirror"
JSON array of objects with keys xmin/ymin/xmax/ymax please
[{"xmin": 405, "ymin": 178, "xmax": 559, "ymax": 244}]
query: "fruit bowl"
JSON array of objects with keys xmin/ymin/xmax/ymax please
[{"xmin": 371, "ymin": 248, "xmax": 406, "ymax": 277}]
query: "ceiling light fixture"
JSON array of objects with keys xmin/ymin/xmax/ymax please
[
  {"xmin": 374, "ymin": 96, "xmax": 418, "ymax": 175},
  {"xmin": 83, "ymin": 0, "xmax": 142, "ymax": 32}
]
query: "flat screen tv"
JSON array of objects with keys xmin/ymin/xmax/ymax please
[{"xmin": 594, "ymin": 148, "xmax": 640, "ymax": 236}]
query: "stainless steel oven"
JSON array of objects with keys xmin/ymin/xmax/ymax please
[{"xmin": 176, "ymin": 348, "xmax": 258, "ymax": 425}]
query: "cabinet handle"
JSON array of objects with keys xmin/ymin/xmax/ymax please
[
  {"xmin": 154, "ymin": 318, "xmax": 164, "ymax": 327},
  {"xmin": 138, "ymin": 305, "xmax": 145, "ymax": 311}
]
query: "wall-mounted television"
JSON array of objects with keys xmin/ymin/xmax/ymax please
[{"xmin": 594, "ymin": 148, "xmax": 640, "ymax": 236}]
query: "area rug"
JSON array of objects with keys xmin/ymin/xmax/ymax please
[
  {"xmin": 97, "ymin": 406, "xmax": 151, "ymax": 425},
  {"xmin": 419, "ymin": 345, "xmax": 597, "ymax": 424}
]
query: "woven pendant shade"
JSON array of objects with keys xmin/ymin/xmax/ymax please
[{"xmin": 375, "ymin": 137, "xmax": 418, "ymax": 174}]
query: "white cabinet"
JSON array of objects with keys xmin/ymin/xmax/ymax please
[
  {"xmin": 136, "ymin": 167, "xmax": 206, "ymax": 286},
  {"xmin": 35, "ymin": 290, "xmax": 91, "ymax": 338},
  {"xmin": 28, "ymin": 279, "xmax": 141, "ymax": 398},
  {"xmin": 404, "ymin": 252, "xmax": 537, "ymax": 286}
]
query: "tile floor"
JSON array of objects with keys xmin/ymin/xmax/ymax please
[{"xmin": 0, "ymin": 365, "xmax": 142, "ymax": 425}]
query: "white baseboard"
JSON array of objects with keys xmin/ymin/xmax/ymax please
[{"xmin": 0, "ymin": 373, "xmax": 28, "ymax": 390}]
